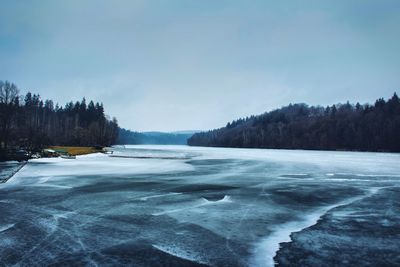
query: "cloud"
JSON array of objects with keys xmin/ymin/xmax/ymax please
[{"xmin": 1, "ymin": 0, "xmax": 399, "ymax": 131}]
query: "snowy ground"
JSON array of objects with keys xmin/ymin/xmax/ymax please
[{"xmin": 0, "ymin": 145, "xmax": 399, "ymax": 266}]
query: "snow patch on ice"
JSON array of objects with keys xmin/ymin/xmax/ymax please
[
  {"xmin": 280, "ymin": 174, "xmax": 310, "ymax": 178},
  {"xmin": 139, "ymin": 192, "xmax": 182, "ymax": 201},
  {"xmin": 152, "ymin": 195, "xmax": 233, "ymax": 216},
  {"xmin": 152, "ymin": 244, "xmax": 209, "ymax": 265},
  {"xmin": 0, "ymin": 223, "xmax": 15, "ymax": 233},
  {"xmin": 326, "ymin": 173, "xmax": 400, "ymax": 178},
  {"xmin": 4, "ymin": 152, "xmax": 193, "ymax": 188},
  {"xmin": 201, "ymin": 195, "xmax": 232, "ymax": 204}
]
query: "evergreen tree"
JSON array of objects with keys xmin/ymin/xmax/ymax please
[
  {"xmin": 188, "ymin": 93, "xmax": 400, "ymax": 152},
  {"xmin": 0, "ymin": 80, "xmax": 119, "ymax": 149}
]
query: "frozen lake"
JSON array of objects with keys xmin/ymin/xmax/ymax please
[{"xmin": 1, "ymin": 145, "xmax": 399, "ymax": 266}]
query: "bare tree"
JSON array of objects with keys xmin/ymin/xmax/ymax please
[
  {"xmin": 0, "ymin": 81, "xmax": 20, "ymax": 148},
  {"xmin": 0, "ymin": 81, "xmax": 19, "ymax": 104}
]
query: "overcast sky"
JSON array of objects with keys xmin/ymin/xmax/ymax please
[{"xmin": 1, "ymin": 0, "xmax": 399, "ymax": 131}]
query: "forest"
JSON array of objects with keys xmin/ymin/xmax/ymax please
[
  {"xmin": 188, "ymin": 93, "xmax": 400, "ymax": 152},
  {"xmin": 117, "ymin": 128, "xmax": 194, "ymax": 145},
  {"xmin": 0, "ymin": 80, "xmax": 119, "ymax": 150}
]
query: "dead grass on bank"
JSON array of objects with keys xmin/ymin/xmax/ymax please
[{"xmin": 48, "ymin": 146, "xmax": 102, "ymax": 156}]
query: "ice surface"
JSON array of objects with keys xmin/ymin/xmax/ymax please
[
  {"xmin": 251, "ymin": 187, "xmax": 383, "ymax": 267},
  {"xmin": 0, "ymin": 161, "xmax": 25, "ymax": 183},
  {"xmin": 152, "ymin": 244, "xmax": 209, "ymax": 265},
  {"xmin": 3, "ymin": 152, "xmax": 193, "ymax": 188},
  {"xmin": 275, "ymin": 186, "xmax": 400, "ymax": 266},
  {"xmin": 0, "ymin": 145, "xmax": 399, "ymax": 266},
  {"xmin": 0, "ymin": 223, "xmax": 15, "ymax": 233}
]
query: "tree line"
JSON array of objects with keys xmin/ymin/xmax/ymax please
[
  {"xmin": 117, "ymin": 128, "xmax": 194, "ymax": 145},
  {"xmin": 0, "ymin": 80, "xmax": 119, "ymax": 150},
  {"xmin": 188, "ymin": 93, "xmax": 400, "ymax": 152}
]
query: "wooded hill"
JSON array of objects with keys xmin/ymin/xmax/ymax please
[
  {"xmin": 188, "ymin": 93, "xmax": 400, "ymax": 152},
  {"xmin": 0, "ymin": 80, "xmax": 118, "ymax": 150},
  {"xmin": 117, "ymin": 128, "xmax": 194, "ymax": 145}
]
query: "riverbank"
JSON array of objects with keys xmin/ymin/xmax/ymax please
[
  {"xmin": 0, "ymin": 146, "xmax": 106, "ymax": 162},
  {"xmin": 0, "ymin": 146, "xmax": 106, "ymax": 184},
  {"xmin": 48, "ymin": 146, "xmax": 104, "ymax": 156}
]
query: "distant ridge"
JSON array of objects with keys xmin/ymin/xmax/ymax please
[
  {"xmin": 117, "ymin": 129, "xmax": 197, "ymax": 145},
  {"xmin": 188, "ymin": 93, "xmax": 400, "ymax": 152},
  {"xmin": 170, "ymin": 130, "xmax": 201, "ymax": 135}
]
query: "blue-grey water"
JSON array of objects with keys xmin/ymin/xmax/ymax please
[{"xmin": 0, "ymin": 145, "xmax": 399, "ymax": 266}]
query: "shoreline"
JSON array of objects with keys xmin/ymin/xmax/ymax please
[
  {"xmin": 187, "ymin": 144, "xmax": 400, "ymax": 154},
  {"xmin": 0, "ymin": 161, "xmax": 27, "ymax": 184},
  {"xmin": 0, "ymin": 146, "xmax": 109, "ymax": 184},
  {"xmin": 47, "ymin": 146, "xmax": 104, "ymax": 156},
  {"xmin": 0, "ymin": 146, "xmax": 106, "ymax": 162}
]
